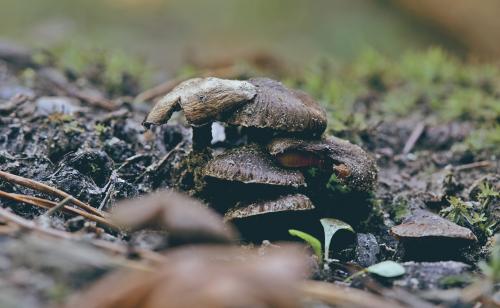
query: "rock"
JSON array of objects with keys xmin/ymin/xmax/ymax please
[
  {"xmin": 394, "ymin": 261, "xmax": 469, "ymax": 290},
  {"xmin": 355, "ymin": 233, "xmax": 380, "ymax": 267},
  {"xmin": 65, "ymin": 150, "xmax": 114, "ymax": 187},
  {"xmin": 35, "ymin": 96, "xmax": 79, "ymax": 116}
]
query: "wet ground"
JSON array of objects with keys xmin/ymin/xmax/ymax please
[{"xmin": 0, "ymin": 42, "xmax": 498, "ymax": 307}]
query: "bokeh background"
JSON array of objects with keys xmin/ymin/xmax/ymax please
[{"xmin": 1, "ymin": 0, "xmax": 499, "ymax": 72}]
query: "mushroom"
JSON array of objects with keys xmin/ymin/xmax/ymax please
[
  {"xmin": 224, "ymin": 194, "xmax": 317, "ymax": 242},
  {"xmin": 225, "ymin": 78, "xmax": 327, "ymax": 136},
  {"xmin": 143, "ymin": 77, "xmax": 327, "ymax": 146},
  {"xmin": 142, "ymin": 75, "xmax": 378, "ymax": 242},
  {"xmin": 112, "ymin": 189, "xmax": 238, "ymax": 245},
  {"xmin": 143, "ymin": 77, "xmax": 257, "ymax": 128},
  {"xmin": 267, "ymin": 136, "xmax": 378, "ymax": 193},
  {"xmin": 202, "ymin": 144, "xmax": 306, "ymax": 212},
  {"xmin": 204, "ymin": 144, "xmax": 306, "ymax": 188},
  {"xmin": 390, "ymin": 210, "xmax": 477, "ymax": 260}
]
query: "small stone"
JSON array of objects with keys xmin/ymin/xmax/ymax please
[
  {"xmin": 35, "ymin": 96, "xmax": 78, "ymax": 116},
  {"xmin": 394, "ymin": 261, "xmax": 469, "ymax": 290},
  {"xmin": 355, "ymin": 233, "xmax": 380, "ymax": 267}
]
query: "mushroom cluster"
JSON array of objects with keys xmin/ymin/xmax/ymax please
[{"xmin": 144, "ymin": 77, "xmax": 377, "ymax": 240}]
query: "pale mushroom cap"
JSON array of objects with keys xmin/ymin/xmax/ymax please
[
  {"xmin": 224, "ymin": 194, "xmax": 315, "ymax": 221},
  {"xmin": 225, "ymin": 78, "xmax": 327, "ymax": 135},
  {"xmin": 203, "ymin": 144, "xmax": 306, "ymax": 188},
  {"xmin": 390, "ymin": 210, "xmax": 477, "ymax": 241},
  {"xmin": 112, "ymin": 189, "xmax": 238, "ymax": 244},
  {"xmin": 267, "ymin": 136, "xmax": 378, "ymax": 192},
  {"xmin": 143, "ymin": 77, "xmax": 257, "ymax": 128}
]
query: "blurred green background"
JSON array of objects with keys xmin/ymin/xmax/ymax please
[{"xmin": 0, "ymin": 0, "xmax": 467, "ymax": 71}]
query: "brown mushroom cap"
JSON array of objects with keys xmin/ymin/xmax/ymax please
[
  {"xmin": 267, "ymin": 136, "xmax": 378, "ymax": 192},
  {"xmin": 224, "ymin": 194, "xmax": 314, "ymax": 221},
  {"xmin": 112, "ymin": 189, "xmax": 238, "ymax": 244},
  {"xmin": 69, "ymin": 244, "xmax": 310, "ymax": 308},
  {"xmin": 225, "ymin": 78, "xmax": 327, "ymax": 135},
  {"xmin": 390, "ymin": 210, "xmax": 477, "ymax": 241},
  {"xmin": 224, "ymin": 194, "xmax": 317, "ymax": 242},
  {"xmin": 203, "ymin": 144, "xmax": 306, "ymax": 188},
  {"xmin": 143, "ymin": 77, "xmax": 256, "ymax": 128}
]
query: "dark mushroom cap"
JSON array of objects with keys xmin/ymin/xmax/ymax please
[
  {"xmin": 203, "ymin": 144, "xmax": 306, "ymax": 188},
  {"xmin": 224, "ymin": 194, "xmax": 314, "ymax": 221},
  {"xmin": 390, "ymin": 210, "xmax": 477, "ymax": 242},
  {"xmin": 112, "ymin": 189, "xmax": 237, "ymax": 244},
  {"xmin": 224, "ymin": 194, "xmax": 317, "ymax": 242},
  {"xmin": 143, "ymin": 77, "xmax": 256, "ymax": 128},
  {"xmin": 225, "ymin": 78, "xmax": 327, "ymax": 135},
  {"xmin": 267, "ymin": 136, "xmax": 378, "ymax": 192}
]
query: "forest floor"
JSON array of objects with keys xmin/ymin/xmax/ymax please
[{"xmin": 0, "ymin": 41, "xmax": 498, "ymax": 307}]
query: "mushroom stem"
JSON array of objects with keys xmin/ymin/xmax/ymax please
[{"xmin": 192, "ymin": 124, "xmax": 212, "ymax": 150}]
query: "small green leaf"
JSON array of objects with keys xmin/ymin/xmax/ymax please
[
  {"xmin": 320, "ymin": 218, "xmax": 354, "ymax": 260},
  {"xmin": 366, "ymin": 261, "xmax": 405, "ymax": 278},
  {"xmin": 288, "ymin": 229, "xmax": 322, "ymax": 260}
]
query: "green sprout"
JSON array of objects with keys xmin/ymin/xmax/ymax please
[
  {"xmin": 440, "ymin": 183, "xmax": 498, "ymax": 239},
  {"xmin": 478, "ymin": 235, "xmax": 500, "ymax": 283},
  {"xmin": 288, "ymin": 229, "xmax": 322, "ymax": 260},
  {"xmin": 320, "ymin": 218, "xmax": 354, "ymax": 260},
  {"xmin": 345, "ymin": 260, "xmax": 406, "ymax": 282},
  {"xmin": 289, "ymin": 218, "xmax": 354, "ymax": 263}
]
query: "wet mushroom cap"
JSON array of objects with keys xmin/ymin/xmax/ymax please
[
  {"xmin": 143, "ymin": 77, "xmax": 257, "ymax": 128},
  {"xmin": 390, "ymin": 210, "xmax": 477, "ymax": 242},
  {"xmin": 267, "ymin": 136, "xmax": 378, "ymax": 192},
  {"xmin": 203, "ymin": 144, "xmax": 306, "ymax": 188},
  {"xmin": 224, "ymin": 193, "xmax": 314, "ymax": 221},
  {"xmin": 112, "ymin": 189, "xmax": 238, "ymax": 244},
  {"xmin": 225, "ymin": 78, "xmax": 327, "ymax": 135}
]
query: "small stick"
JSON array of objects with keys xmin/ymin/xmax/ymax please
[
  {"xmin": 0, "ymin": 190, "xmax": 117, "ymax": 229},
  {"xmin": 300, "ymin": 280, "xmax": 403, "ymax": 308},
  {"xmin": 402, "ymin": 122, "xmax": 425, "ymax": 154},
  {"xmin": 0, "ymin": 170, "xmax": 106, "ymax": 217},
  {"xmin": 454, "ymin": 160, "xmax": 495, "ymax": 172},
  {"xmin": 0, "ymin": 206, "xmax": 165, "ymax": 263},
  {"xmin": 43, "ymin": 195, "xmax": 73, "ymax": 217},
  {"xmin": 134, "ymin": 141, "xmax": 186, "ymax": 183}
]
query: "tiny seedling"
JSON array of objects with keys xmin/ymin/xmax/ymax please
[
  {"xmin": 345, "ymin": 260, "xmax": 406, "ymax": 282},
  {"xmin": 320, "ymin": 218, "xmax": 354, "ymax": 261},
  {"xmin": 288, "ymin": 229, "xmax": 322, "ymax": 260}
]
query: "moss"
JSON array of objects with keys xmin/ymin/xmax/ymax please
[
  {"xmin": 390, "ymin": 198, "xmax": 410, "ymax": 224},
  {"xmin": 292, "ymin": 47, "xmax": 500, "ymax": 153},
  {"xmin": 38, "ymin": 42, "xmax": 153, "ymax": 96}
]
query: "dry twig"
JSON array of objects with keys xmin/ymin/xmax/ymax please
[
  {"xmin": 300, "ymin": 280, "xmax": 404, "ymax": 308},
  {"xmin": 402, "ymin": 122, "xmax": 425, "ymax": 154},
  {"xmin": 0, "ymin": 170, "xmax": 106, "ymax": 217},
  {"xmin": 0, "ymin": 206, "xmax": 165, "ymax": 263},
  {"xmin": 0, "ymin": 190, "xmax": 116, "ymax": 228}
]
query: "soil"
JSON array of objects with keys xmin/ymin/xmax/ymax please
[{"xmin": 0, "ymin": 44, "xmax": 498, "ymax": 307}]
